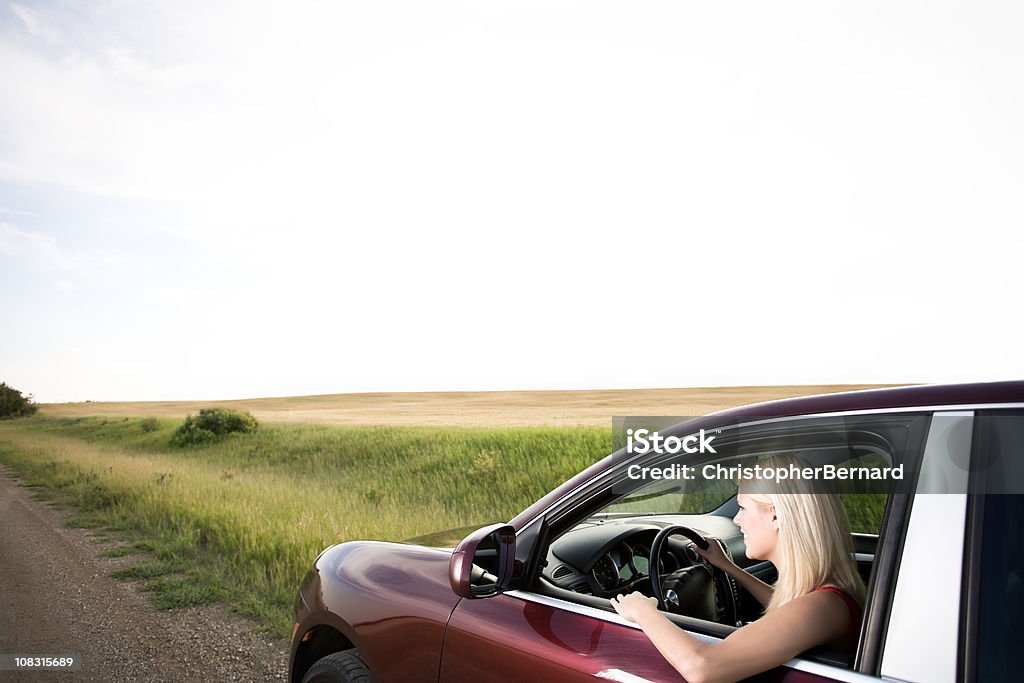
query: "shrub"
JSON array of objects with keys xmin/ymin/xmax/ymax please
[
  {"xmin": 0, "ymin": 382, "xmax": 38, "ymax": 418},
  {"xmin": 140, "ymin": 417, "xmax": 160, "ymax": 432},
  {"xmin": 470, "ymin": 448, "xmax": 501, "ymax": 478},
  {"xmin": 170, "ymin": 408, "xmax": 259, "ymax": 446}
]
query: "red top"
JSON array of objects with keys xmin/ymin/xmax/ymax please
[{"xmin": 814, "ymin": 586, "xmax": 862, "ymax": 643}]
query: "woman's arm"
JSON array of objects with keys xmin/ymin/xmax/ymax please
[
  {"xmin": 612, "ymin": 593, "xmax": 714, "ymax": 682},
  {"xmin": 693, "ymin": 540, "xmax": 774, "ymax": 608},
  {"xmin": 612, "ymin": 589, "xmax": 852, "ymax": 683}
]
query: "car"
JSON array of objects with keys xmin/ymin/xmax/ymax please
[{"xmin": 288, "ymin": 382, "xmax": 1024, "ymax": 682}]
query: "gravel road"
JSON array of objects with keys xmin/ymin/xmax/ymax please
[{"xmin": 0, "ymin": 464, "xmax": 289, "ymax": 682}]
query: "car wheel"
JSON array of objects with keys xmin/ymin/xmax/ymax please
[{"xmin": 301, "ymin": 649, "xmax": 372, "ymax": 683}]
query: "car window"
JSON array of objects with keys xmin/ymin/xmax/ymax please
[
  {"xmin": 837, "ymin": 451, "xmax": 891, "ymax": 534},
  {"xmin": 598, "ymin": 468, "xmax": 735, "ymax": 516},
  {"xmin": 532, "ymin": 411, "xmax": 931, "ymax": 674}
]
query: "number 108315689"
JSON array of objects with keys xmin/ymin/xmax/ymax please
[{"xmin": 0, "ymin": 654, "xmax": 80, "ymax": 670}]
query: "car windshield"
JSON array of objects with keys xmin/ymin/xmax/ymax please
[{"xmin": 595, "ymin": 471, "xmax": 737, "ymax": 517}]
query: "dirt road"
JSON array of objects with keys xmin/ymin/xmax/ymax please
[{"xmin": 0, "ymin": 464, "xmax": 288, "ymax": 682}]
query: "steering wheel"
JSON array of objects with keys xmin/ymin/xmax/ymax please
[{"xmin": 649, "ymin": 525, "xmax": 726, "ymax": 622}]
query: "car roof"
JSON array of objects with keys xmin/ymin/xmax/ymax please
[{"xmin": 706, "ymin": 380, "xmax": 1024, "ymax": 421}]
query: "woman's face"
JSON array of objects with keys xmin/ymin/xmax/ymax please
[{"xmin": 734, "ymin": 493, "xmax": 779, "ymax": 561}]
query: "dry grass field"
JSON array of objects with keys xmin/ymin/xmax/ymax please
[{"xmin": 39, "ymin": 384, "xmax": 905, "ymax": 426}]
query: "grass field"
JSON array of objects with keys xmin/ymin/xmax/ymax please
[
  {"xmin": 0, "ymin": 385, "xmax": 898, "ymax": 637},
  {"xmin": 0, "ymin": 415, "xmax": 611, "ymax": 636}
]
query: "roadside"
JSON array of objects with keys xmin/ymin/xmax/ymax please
[{"xmin": 0, "ymin": 463, "xmax": 288, "ymax": 682}]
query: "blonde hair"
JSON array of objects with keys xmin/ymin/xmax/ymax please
[{"xmin": 739, "ymin": 454, "xmax": 866, "ymax": 614}]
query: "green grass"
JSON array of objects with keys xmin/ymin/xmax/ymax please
[
  {"xmin": 110, "ymin": 560, "xmax": 180, "ymax": 581},
  {"xmin": 144, "ymin": 576, "xmax": 222, "ymax": 610},
  {"xmin": 0, "ymin": 416, "xmax": 611, "ymax": 636},
  {"xmin": 100, "ymin": 542, "xmax": 152, "ymax": 558}
]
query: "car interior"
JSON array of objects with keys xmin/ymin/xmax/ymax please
[{"xmin": 523, "ymin": 414, "xmax": 924, "ymax": 670}]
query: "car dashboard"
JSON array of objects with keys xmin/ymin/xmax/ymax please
[{"xmin": 542, "ymin": 513, "xmax": 744, "ymax": 598}]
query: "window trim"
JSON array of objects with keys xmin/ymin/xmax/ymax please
[{"xmin": 960, "ymin": 472, "xmax": 984, "ymax": 683}]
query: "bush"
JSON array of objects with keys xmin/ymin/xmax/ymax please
[
  {"xmin": 170, "ymin": 408, "xmax": 259, "ymax": 446},
  {"xmin": 140, "ymin": 417, "xmax": 160, "ymax": 432},
  {"xmin": 0, "ymin": 382, "xmax": 38, "ymax": 418}
]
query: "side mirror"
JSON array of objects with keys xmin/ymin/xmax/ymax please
[{"xmin": 449, "ymin": 523, "xmax": 516, "ymax": 598}]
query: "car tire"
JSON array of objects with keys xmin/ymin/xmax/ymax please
[{"xmin": 300, "ymin": 649, "xmax": 372, "ymax": 683}]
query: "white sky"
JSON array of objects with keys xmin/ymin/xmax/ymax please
[{"xmin": 1, "ymin": 1, "xmax": 1022, "ymax": 403}]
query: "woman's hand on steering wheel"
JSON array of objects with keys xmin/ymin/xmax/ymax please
[{"xmin": 691, "ymin": 537, "xmax": 733, "ymax": 572}]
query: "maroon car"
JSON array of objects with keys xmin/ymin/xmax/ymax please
[{"xmin": 289, "ymin": 382, "xmax": 1024, "ymax": 682}]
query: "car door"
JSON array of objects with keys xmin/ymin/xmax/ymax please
[
  {"xmin": 441, "ymin": 582, "xmax": 869, "ymax": 682},
  {"xmin": 440, "ymin": 590, "xmax": 688, "ymax": 681}
]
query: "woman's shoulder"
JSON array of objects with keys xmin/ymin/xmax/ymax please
[
  {"xmin": 812, "ymin": 585, "xmax": 862, "ymax": 618},
  {"xmin": 804, "ymin": 584, "xmax": 862, "ymax": 649},
  {"xmin": 728, "ymin": 587, "xmax": 855, "ymax": 657},
  {"xmin": 763, "ymin": 586, "xmax": 854, "ymax": 629},
  {"xmin": 767, "ymin": 586, "xmax": 858, "ymax": 638},
  {"xmin": 788, "ymin": 585, "xmax": 855, "ymax": 611},
  {"xmin": 813, "ymin": 584, "xmax": 858, "ymax": 600}
]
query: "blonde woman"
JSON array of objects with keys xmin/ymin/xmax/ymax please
[{"xmin": 611, "ymin": 454, "xmax": 866, "ymax": 683}]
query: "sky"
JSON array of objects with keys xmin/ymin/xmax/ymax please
[{"xmin": 1, "ymin": 1, "xmax": 1022, "ymax": 403}]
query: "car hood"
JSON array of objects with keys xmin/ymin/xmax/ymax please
[{"xmin": 402, "ymin": 523, "xmax": 493, "ymax": 549}]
